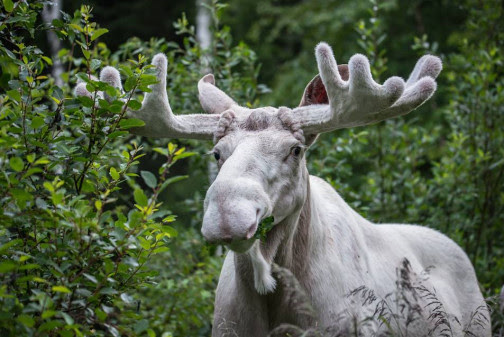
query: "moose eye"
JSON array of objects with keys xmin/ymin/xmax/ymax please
[
  {"xmin": 292, "ymin": 146, "xmax": 302, "ymax": 157},
  {"xmin": 213, "ymin": 151, "xmax": 221, "ymax": 161}
]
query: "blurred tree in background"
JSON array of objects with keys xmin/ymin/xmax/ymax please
[{"xmin": 0, "ymin": 0, "xmax": 503, "ymax": 336}]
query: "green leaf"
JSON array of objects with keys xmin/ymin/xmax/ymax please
[
  {"xmin": 123, "ymin": 76, "xmax": 137, "ymax": 92},
  {"xmin": 161, "ymin": 225, "xmax": 178, "ymax": 237},
  {"xmin": 9, "ymin": 157, "xmax": 23, "ymax": 172},
  {"xmin": 152, "ymin": 246, "xmax": 170, "ymax": 254},
  {"xmin": 0, "ymin": 239, "xmax": 22, "ymax": 253},
  {"xmin": 254, "ymin": 216, "xmax": 275, "ymax": 240},
  {"xmin": 127, "ymin": 99, "xmax": 142, "ymax": 110},
  {"xmin": 69, "ymin": 23, "xmax": 84, "ymax": 33},
  {"xmin": 162, "ymin": 215, "xmax": 177, "ymax": 223},
  {"xmin": 140, "ymin": 171, "xmax": 157, "ymax": 188},
  {"xmin": 119, "ymin": 118, "xmax": 145, "ymax": 129},
  {"xmin": 17, "ymin": 314, "xmax": 35, "ymax": 328},
  {"xmin": 6, "ymin": 89, "xmax": 20, "ymax": 102},
  {"xmin": 134, "ymin": 188, "xmax": 148, "ymax": 207},
  {"xmin": 41, "ymin": 56, "xmax": 53, "ymax": 66},
  {"xmin": 158, "ymin": 175, "xmax": 188, "ymax": 193},
  {"xmin": 138, "ymin": 237, "xmax": 151, "ymax": 250},
  {"xmin": 43, "ymin": 181, "xmax": 54, "ymax": 192},
  {"xmin": 78, "ymin": 95, "xmax": 95, "ymax": 108},
  {"xmin": 41, "ymin": 310, "xmax": 56, "ymax": 319},
  {"xmin": 108, "ymin": 130, "xmax": 128, "ymax": 139},
  {"xmin": 91, "ymin": 28, "xmax": 109, "ymax": 41},
  {"xmin": 60, "ymin": 312, "xmax": 74, "ymax": 325},
  {"xmin": 3, "ymin": 0, "xmax": 13, "ymax": 13},
  {"xmin": 0, "ymin": 261, "xmax": 17, "ymax": 272},
  {"xmin": 110, "ymin": 167, "xmax": 120, "ymax": 180},
  {"xmin": 90, "ymin": 58, "xmax": 102, "ymax": 71},
  {"xmin": 153, "ymin": 147, "xmax": 168, "ymax": 156},
  {"xmin": 134, "ymin": 319, "xmax": 149, "ymax": 334},
  {"xmin": 52, "ymin": 285, "xmax": 71, "ymax": 293},
  {"xmin": 51, "ymin": 191, "xmax": 64, "ymax": 206},
  {"xmin": 81, "ymin": 46, "xmax": 90, "ymax": 60},
  {"xmin": 11, "ymin": 189, "xmax": 33, "ymax": 209},
  {"xmin": 168, "ymin": 142, "xmax": 176, "ymax": 155},
  {"xmin": 38, "ymin": 320, "xmax": 63, "ymax": 332},
  {"xmin": 22, "ymin": 168, "xmax": 43, "ymax": 179},
  {"xmin": 172, "ymin": 151, "xmax": 197, "ymax": 164},
  {"xmin": 31, "ymin": 116, "xmax": 45, "ymax": 129},
  {"xmin": 95, "ymin": 308, "xmax": 107, "ymax": 322}
]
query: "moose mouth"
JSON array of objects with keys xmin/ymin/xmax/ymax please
[
  {"xmin": 228, "ymin": 239, "xmax": 255, "ymax": 253},
  {"xmin": 226, "ymin": 222, "xmax": 258, "ymax": 253},
  {"xmin": 226, "ymin": 216, "xmax": 275, "ymax": 253}
]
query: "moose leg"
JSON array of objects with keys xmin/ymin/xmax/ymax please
[{"xmin": 212, "ymin": 252, "xmax": 269, "ymax": 337}]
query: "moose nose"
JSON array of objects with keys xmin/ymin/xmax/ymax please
[
  {"xmin": 201, "ymin": 176, "xmax": 269, "ymax": 246},
  {"xmin": 246, "ymin": 222, "xmax": 258, "ymax": 240},
  {"xmin": 202, "ymin": 222, "xmax": 258, "ymax": 244}
]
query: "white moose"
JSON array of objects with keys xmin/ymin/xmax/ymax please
[{"xmin": 76, "ymin": 42, "xmax": 490, "ymax": 336}]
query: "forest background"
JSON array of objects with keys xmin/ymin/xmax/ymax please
[{"xmin": 0, "ymin": 0, "xmax": 503, "ymax": 336}]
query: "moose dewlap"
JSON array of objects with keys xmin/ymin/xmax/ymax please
[{"xmin": 76, "ymin": 42, "xmax": 490, "ymax": 336}]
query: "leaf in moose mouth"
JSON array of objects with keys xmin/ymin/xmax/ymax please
[{"xmin": 254, "ymin": 216, "xmax": 275, "ymax": 241}]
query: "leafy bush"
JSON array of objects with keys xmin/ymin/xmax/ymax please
[
  {"xmin": 0, "ymin": 1, "xmax": 260, "ymax": 336},
  {"xmin": 308, "ymin": 0, "xmax": 504, "ymax": 333}
]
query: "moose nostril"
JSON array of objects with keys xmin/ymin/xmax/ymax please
[{"xmin": 246, "ymin": 223, "xmax": 258, "ymax": 240}]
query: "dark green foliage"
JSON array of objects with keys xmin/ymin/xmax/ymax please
[
  {"xmin": 429, "ymin": 0, "xmax": 504, "ymax": 291},
  {"xmin": 0, "ymin": 2, "xmax": 191, "ymax": 335},
  {"xmin": 0, "ymin": 1, "xmax": 259, "ymax": 335},
  {"xmin": 254, "ymin": 216, "xmax": 275, "ymax": 241}
]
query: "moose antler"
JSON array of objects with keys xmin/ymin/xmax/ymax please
[
  {"xmin": 293, "ymin": 42, "xmax": 442, "ymax": 135},
  {"xmin": 75, "ymin": 43, "xmax": 441, "ymax": 141},
  {"xmin": 74, "ymin": 54, "xmax": 220, "ymax": 140}
]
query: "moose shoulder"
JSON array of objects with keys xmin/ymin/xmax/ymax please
[{"xmin": 76, "ymin": 42, "xmax": 490, "ymax": 336}]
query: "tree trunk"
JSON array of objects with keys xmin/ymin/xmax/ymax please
[
  {"xmin": 196, "ymin": 0, "xmax": 218, "ymax": 184},
  {"xmin": 42, "ymin": 0, "xmax": 64, "ymax": 87}
]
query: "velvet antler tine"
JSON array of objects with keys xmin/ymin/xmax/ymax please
[
  {"xmin": 100, "ymin": 66, "xmax": 122, "ymax": 102},
  {"xmin": 381, "ymin": 76, "xmax": 437, "ymax": 119},
  {"xmin": 74, "ymin": 82, "xmax": 92, "ymax": 98},
  {"xmin": 75, "ymin": 53, "xmax": 220, "ymax": 140},
  {"xmin": 406, "ymin": 54, "xmax": 442, "ymax": 86},
  {"xmin": 198, "ymin": 73, "xmax": 239, "ymax": 114},
  {"xmin": 315, "ymin": 42, "xmax": 346, "ymax": 94},
  {"xmin": 348, "ymin": 54, "xmax": 405, "ymax": 111},
  {"xmin": 292, "ymin": 43, "xmax": 441, "ymax": 134},
  {"xmin": 142, "ymin": 53, "xmax": 169, "ymax": 106},
  {"xmin": 100, "ymin": 66, "xmax": 122, "ymax": 89}
]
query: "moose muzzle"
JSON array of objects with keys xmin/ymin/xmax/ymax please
[{"xmin": 201, "ymin": 177, "xmax": 270, "ymax": 248}]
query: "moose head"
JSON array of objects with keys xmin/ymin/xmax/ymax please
[
  {"xmin": 77, "ymin": 41, "xmax": 440, "ymax": 244},
  {"xmin": 76, "ymin": 42, "xmax": 441, "ymax": 293}
]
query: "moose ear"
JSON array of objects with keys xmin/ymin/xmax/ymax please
[
  {"xmin": 298, "ymin": 65, "xmax": 349, "ymax": 146},
  {"xmin": 198, "ymin": 74, "xmax": 239, "ymax": 114},
  {"xmin": 299, "ymin": 64, "xmax": 349, "ymax": 107}
]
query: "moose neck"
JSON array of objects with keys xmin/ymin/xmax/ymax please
[
  {"xmin": 233, "ymin": 160, "xmax": 372, "ymax": 294},
  {"xmin": 256, "ymin": 166, "xmax": 372, "ymax": 282},
  {"xmin": 259, "ymin": 164, "xmax": 313, "ymax": 275}
]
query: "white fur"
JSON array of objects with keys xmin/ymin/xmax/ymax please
[
  {"xmin": 248, "ymin": 241, "xmax": 276, "ymax": 295},
  {"xmin": 211, "ymin": 171, "xmax": 490, "ymax": 336},
  {"xmin": 293, "ymin": 42, "xmax": 441, "ymax": 134}
]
